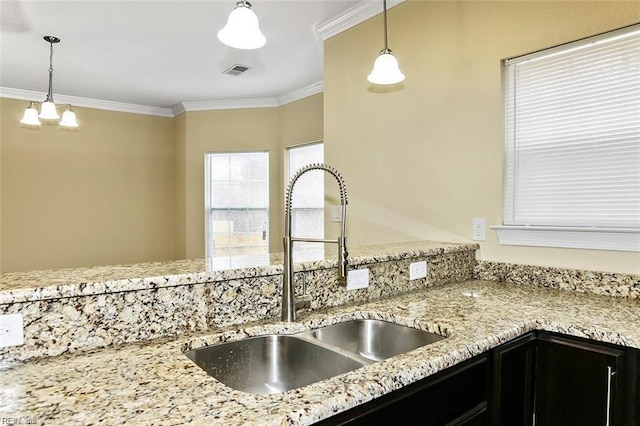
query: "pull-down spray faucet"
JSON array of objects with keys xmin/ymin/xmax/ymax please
[{"xmin": 281, "ymin": 163, "xmax": 348, "ymax": 322}]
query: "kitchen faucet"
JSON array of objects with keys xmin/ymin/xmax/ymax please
[{"xmin": 282, "ymin": 163, "xmax": 348, "ymax": 322}]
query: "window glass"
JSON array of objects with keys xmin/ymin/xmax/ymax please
[
  {"xmin": 287, "ymin": 142, "xmax": 324, "ymax": 259},
  {"xmin": 205, "ymin": 152, "xmax": 269, "ymax": 257}
]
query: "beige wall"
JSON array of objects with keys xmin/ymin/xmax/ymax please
[
  {"xmin": 180, "ymin": 107, "xmax": 280, "ymax": 258},
  {"xmin": 1, "ymin": 93, "xmax": 323, "ymax": 272},
  {"xmin": 173, "ymin": 112, "xmax": 188, "ymax": 259},
  {"xmin": 324, "ymin": 1, "xmax": 640, "ymax": 274},
  {"xmin": 1, "ymin": 98, "xmax": 177, "ymax": 272},
  {"xmin": 175, "ymin": 93, "xmax": 324, "ymax": 258}
]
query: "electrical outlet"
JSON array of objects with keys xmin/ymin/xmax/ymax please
[
  {"xmin": 0, "ymin": 313, "xmax": 24, "ymax": 348},
  {"xmin": 409, "ymin": 260, "xmax": 428, "ymax": 280},
  {"xmin": 347, "ymin": 268, "xmax": 369, "ymax": 290},
  {"xmin": 472, "ymin": 218, "xmax": 486, "ymax": 241}
]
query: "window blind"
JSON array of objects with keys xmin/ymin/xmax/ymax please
[{"xmin": 504, "ymin": 24, "xmax": 640, "ymax": 230}]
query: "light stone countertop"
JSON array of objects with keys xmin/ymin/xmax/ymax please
[
  {"xmin": 0, "ymin": 241, "xmax": 477, "ymax": 304},
  {"xmin": 1, "ymin": 279, "xmax": 639, "ymax": 425}
]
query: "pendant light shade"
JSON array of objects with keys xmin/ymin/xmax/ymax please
[
  {"xmin": 217, "ymin": 1, "xmax": 266, "ymax": 50},
  {"xmin": 20, "ymin": 102, "xmax": 41, "ymax": 126},
  {"xmin": 368, "ymin": 0, "xmax": 405, "ymax": 85},
  {"xmin": 20, "ymin": 36, "xmax": 79, "ymax": 128},
  {"xmin": 367, "ymin": 48, "xmax": 405, "ymax": 84},
  {"xmin": 39, "ymin": 100, "xmax": 60, "ymax": 120},
  {"xmin": 59, "ymin": 107, "xmax": 79, "ymax": 128}
]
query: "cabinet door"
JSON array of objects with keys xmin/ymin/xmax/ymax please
[
  {"xmin": 490, "ymin": 332, "xmax": 536, "ymax": 426},
  {"xmin": 318, "ymin": 355, "xmax": 489, "ymax": 426},
  {"xmin": 535, "ymin": 333, "xmax": 622, "ymax": 426}
]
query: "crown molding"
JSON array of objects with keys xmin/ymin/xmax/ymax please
[
  {"xmin": 0, "ymin": 87, "xmax": 173, "ymax": 118},
  {"xmin": 174, "ymin": 81, "xmax": 324, "ymax": 115},
  {"xmin": 316, "ymin": 0, "xmax": 406, "ymax": 41},
  {"xmin": 179, "ymin": 97, "xmax": 279, "ymax": 113},
  {"xmin": 276, "ymin": 81, "xmax": 324, "ymax": 106},
  {"xmin": 3, "ymin": 83, "xmax": 324, "ymax": 118}
]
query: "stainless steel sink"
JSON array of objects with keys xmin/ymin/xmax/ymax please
[
  {"xmin": 306, "ymin": 319, "xmax": 445, "ymax": 362},
  {"xmin": 186, "ymin": 319, "xmax": 446, "ymax": 394},
  {"xmin": 184, "ymin": 334, "xmax": 366, "ymax": 394}
]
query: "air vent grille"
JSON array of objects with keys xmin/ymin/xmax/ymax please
[{"xmin": 223, "ymin": 64, "xmax": 252, "ymax": 76}]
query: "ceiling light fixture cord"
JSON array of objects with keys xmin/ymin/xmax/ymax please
[
  {"xmin": 383, "ymin": 0, "xmax": 388, "ymax": 51},
  {"xmin": 45, "ymin": 37, "xmax": 56, "ymax": 103}
]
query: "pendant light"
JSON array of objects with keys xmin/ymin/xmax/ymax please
[
  {"xmin": 367, "ymin": 0, "xmax": 405, "ymax": 85},
  {"xmin": 217, "ymin": 1, "xmax": 266, "ymax": 50},
  {"xmin": 20, "ymin": 36, "xmax": 78, "ymax": 128}
]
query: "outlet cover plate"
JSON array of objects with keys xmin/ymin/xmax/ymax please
[
  {"xmin": 473, "ymin": 218, "xmax": 486, "ymax": 241},
  {"xmin": 0, "ymin": 313, "xmax": 24, "ymax": 348},
  {"xmin": 409, "ymin": 260, "xmax": 428, "ymax": 280},
  {"xmin": 347, "ymin": 268, "xmax": 369, "ymax": 290}
]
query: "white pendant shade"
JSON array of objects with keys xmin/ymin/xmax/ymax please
[
  {"xmin": 59, "ymin": 108, "xmax": 79, "ymax": 127},
  {"xmin": 367, "ymin": 50, "xmax": 405, "ymax": 85},
  {"xmin": 20, "ymin": 104, "xmax": 41, "ymax": 126},
  {"xmin": 217, "ymin": 2, "xmax": 266, "ymax": 50},
  {"xmin": 39, "ymin": 101, "xmax": 60, "ymax": 120}
]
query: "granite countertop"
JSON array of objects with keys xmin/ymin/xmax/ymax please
[
  {"xmin": 2, "ymin": 279, "xmax": 639, "ymax": 425},
  {"xmin": 0, "ymin": 241, "xmax": 477, "ymax": 304}
]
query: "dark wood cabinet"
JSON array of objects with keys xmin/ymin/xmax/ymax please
[
  {"xmin": 317, "ymin": 354, "xmax": 490, "ymax": 425},
  {"xmin": 492, "ymin": 331, "xmax": 638, "ymax": 426},
  {"xmin": 318, "ymin": 332, "xmax": 639, "ymax": 426},
  {"xmin": 534, "ymin": 332, "xmax": 638, "ymax": 426},
  {"xmin": 490, "ymin": 332, "xmax": 536, "ymax": 426}
]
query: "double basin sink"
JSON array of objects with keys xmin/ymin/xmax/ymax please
[{"xmin": 185, "ymin": 319, "xmax": 445, "ymax": 394}]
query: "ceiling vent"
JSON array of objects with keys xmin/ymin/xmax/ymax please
[{"xmin": 223, "ymin": 64, "xmax": 252, "ymax": 76}]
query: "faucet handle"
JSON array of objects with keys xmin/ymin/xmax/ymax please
[{"xmin": 338, "ymin": 247, "xmax": 349, "ymax": 280}]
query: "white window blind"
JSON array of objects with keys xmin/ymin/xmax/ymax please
[{"xmin": 503, "ymin": 25, "xmax": 640, "ymax": 237}]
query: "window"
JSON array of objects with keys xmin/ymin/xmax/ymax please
[
  {"xmin": 287, "ymin": 142, "xmax": 324, "ymax": 260},
  {"xmin": 205, "ymin": 152, "xmax": 269, "ymax": 257},
  {"xmin": 495, "ymin": 24, "xmax": 640, "ymax": 251}
]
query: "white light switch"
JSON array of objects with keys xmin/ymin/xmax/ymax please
[
  {"xmin": 347, "ymin": 268, "xmax": 369, "ymax": 290},
  {"xmin": 0, "ymin": 313, "xmax": 24, "ymax": 348},
  {"xmin": 409, "ymin": 260, "xmax": 428, "ymax": 280}
]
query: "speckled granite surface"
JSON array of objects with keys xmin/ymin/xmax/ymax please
[
  {"xmin": 1, "ymin": 280, "xmax": 638, "ymax": 425},
  {"xmin": 0, "ymin": 242, "xmax": 477, "ymax": 362},
  {"xmin": 476, "ymin": 260, "xmax": 640, "ymax": 299},
  {"xmin": 0, "ymin": 241, "xmax": 477, "ymax": 304}
]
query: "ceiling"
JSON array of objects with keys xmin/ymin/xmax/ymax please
[{"xmin": 0, "ymin": 0, "xmax": 376, "ymax": 112}]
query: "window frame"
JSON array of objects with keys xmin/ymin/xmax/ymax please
[
  {"xmin": 285, "ymin": 141, "xmax": 325, "ymax": 260},
  {"xmin": 204, "ymin": 151, "xmax": 270, "ymax": 258},
  {"xmin": 494, "ymin": 24, "xmax": 640, "ymax": 252}
]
